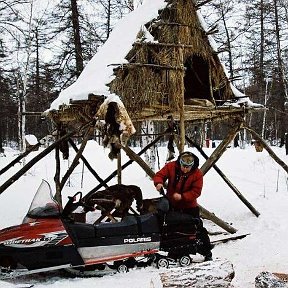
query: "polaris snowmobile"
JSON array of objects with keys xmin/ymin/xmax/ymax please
[{"xmin": 0, "ymin": 180, "xmax": 202, "ymax": 279}]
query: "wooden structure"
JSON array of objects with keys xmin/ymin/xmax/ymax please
[
  {"xmin": 46, "ymin": 0, "xmax": 262, "ymax": 153},
  {"xmin": 1, "ymin": 0, "xmax": 287, "ymax": 233}
]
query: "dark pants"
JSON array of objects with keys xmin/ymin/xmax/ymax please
[{"xmin": 174, "ymin": 206, "xmax": 213, "ymax": 257}]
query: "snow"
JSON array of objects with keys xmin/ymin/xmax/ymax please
[
  {"xmin": 196, "ymin": 11, "xmax": 219, "ymax": 52},
  {"xmin": 25, "ymin": 135, "xmax": 38, "ymax": 146},
  {"xmin": 0, "ymin": 142, "xmax": 287, "ymax": 287}
]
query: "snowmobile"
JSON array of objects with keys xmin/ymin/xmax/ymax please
[{"xmin": 0, "ymin": 180, "xmax": 201, "ymax": 279}]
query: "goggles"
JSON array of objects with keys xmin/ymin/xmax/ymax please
[{"xmin": 180, "ymin": 158, "xmax": 194, "ymax": 168}]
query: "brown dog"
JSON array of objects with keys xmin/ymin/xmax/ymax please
[{"xmin": 84, "ymin": 184, "xmax": 143, "ymax": 219}]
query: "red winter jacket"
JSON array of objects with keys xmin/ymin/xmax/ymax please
[{"xmin": 153, "ymin": 157, "xmax": 203, "ymax": 209}]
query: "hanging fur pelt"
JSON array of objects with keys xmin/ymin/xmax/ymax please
[{"xmin": 95, "ymin": 95, "xmax": 136, "ymax": 159}]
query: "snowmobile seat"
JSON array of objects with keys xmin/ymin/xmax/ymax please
[
  {"xmin": 137, "ymin": 213, "xmax": 159, "ymax": 234},
  {"xmin": 95, "ymin": 215, "xmax": 138, "ymax": 237},
  {"xmin": 162, "ymin": 211, "xmax": 199, "ymax": 234},
  {"xmin": 64, "ymin": 222, "xmax": 97, "ymax": 247}
]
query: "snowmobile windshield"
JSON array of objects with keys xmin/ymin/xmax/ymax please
[{"xmin": 25, "ymin": 180, "xmax": 60, "ymax": 219}]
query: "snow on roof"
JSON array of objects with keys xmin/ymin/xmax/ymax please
[
  {"xmin": 49, "ymin": 0, "xmax": 166, "ymax": 111},
  {"xmin": 196, "ymin": 11, "xmax": 219, "ymax": 52}
]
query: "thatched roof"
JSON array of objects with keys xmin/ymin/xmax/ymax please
[{"xmin": 46, "ymin": 0, "xmax": 263, "ymax": 129}]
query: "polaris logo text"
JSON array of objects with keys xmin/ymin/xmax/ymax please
[{"xmin": 123, "ymin": 237, "xmax": 152, "ymax": 244}]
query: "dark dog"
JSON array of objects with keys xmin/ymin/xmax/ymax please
[
  {"xmin": 84, "ymin": 184, "xmax": 143, "ymax": 219},
  {"xmin": 140, "ymin": 197, "xmax": 162, "ymax": 214}
]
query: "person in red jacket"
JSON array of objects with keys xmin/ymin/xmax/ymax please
[{"xmin": 153, "ymin": 151, "xmax": 213, "ymax": 261}]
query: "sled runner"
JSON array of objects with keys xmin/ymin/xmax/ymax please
[{"xmin": 211, "ymin": 232, "xmax": 250, "ymax": 245}]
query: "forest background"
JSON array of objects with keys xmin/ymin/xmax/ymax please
[{"xmin": 1, "ymin": 0, "xmax": 288, "ymax": 151}]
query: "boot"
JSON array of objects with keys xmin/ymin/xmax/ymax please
[{"xmin": 204, "ymin": 251, "xmax": 213, "ymax": 261}]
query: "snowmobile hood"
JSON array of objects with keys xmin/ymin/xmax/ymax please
[{"xmin": 0, "ymin": 218, "xmax": 72, "ymax": 248}]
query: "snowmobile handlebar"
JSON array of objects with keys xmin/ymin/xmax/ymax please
[
  {"xmin": 159, "ymin": 187, "xmax": 166, "ymax": 196},
  {"xmin": 62, "ymin": 192, "xmax": 95, "ymax": 217}
]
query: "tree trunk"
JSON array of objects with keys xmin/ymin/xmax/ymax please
[
  {"xmin": 17, "ymin": 81, "xmax": 26, "ymax": 157},
  {"xmin": 273, "ymin": 0, "xmax": 288, "ymax": 139},
  {"xmin": 0, "ymin": 118, "xmax": 4, "ymax": 154},
  {"xmin": 71, "ymin": 0, "xmax": 84, "ymax": 77},
  {"xmin": 106, "ymin": 0, "xmax": 111, "ymax": 39},
  {"xmin": 221, "ymin": 6, "xmax": 233, "ymax": 79}
]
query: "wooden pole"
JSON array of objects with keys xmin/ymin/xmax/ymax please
[
  {"xmin": 179, "ymin": 113, "xmax": 185, "ymax": 153},
  {"xmin": 121, "ymin": 145, "xmax": 155, "ymax": 178},
  {"xmin": 0, "ymin": 121, "xmax": 93, "ymax": 195},
  {"xmin": 68, "ymin": 139, "xmax": 108, "ymax": 188},
  {"xmin": 200, "ymin": 121, "xmax": 242, "ymax": 175},
  {"xmin": 117, "ymin": 150, "xmax": 122, "ymax": 184},
  {"xmin": 185, "ymin": 135, "xmax": 260, "ymax": 217},
  {"xmin": 178, "ymin": 46, "xmax": 185, "ymax": 153},
  {"xmin": 54, "ymin": 145, "xmax": 61, "ymax": 206},
  {"xmin": 121, "ymin": 145, "xmax": 237, "ymax": 234},
  {"xmin": 59, "ymin": 127, "xmax": 92, "ymax": 191},
  {"xmin": 199, "ymin": 205, "xmax": 237, "ymax": 233},
  {"xmin": 0, "ymin": 141, "xmax": 41, "ymax": 176},
  {"xmin": 243, "ymin": 125, "xmax": 288, "ymax": 174}
]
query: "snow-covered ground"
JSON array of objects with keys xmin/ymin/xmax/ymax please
[{"xmin": 0, "ymin": 141, "xmax": 287, "ymax": 287}]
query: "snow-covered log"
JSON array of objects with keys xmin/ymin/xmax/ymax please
[
  {"xmin": 159, "ymin": 259, "xmax": 234, "ymax": 288},
  {"xmin": 255, "ymin": 272, "xmax": 288, "ymax": 288}
]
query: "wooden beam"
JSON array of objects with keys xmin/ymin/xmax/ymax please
[
  {"xmin": 185, "ymin": 135, "xmax": 260, "ymax": 217},
  {"xmin": 21, "ymin": 111, "xmax": 43, "ymax": 116},
  {"xmin": 199, "ymin": 205, "xmax": 237, "ymax": 233},
  {"xmin": 243, "ymin": 125, "xmax": 288, "ymax": 174},
  {"xmin": 0, "ymin": 121, "xmax": 94, "ymax": 195},
  {"xmin": 121, "ymin": 145, "xmax": 155, "ymax": 178},
  {"xmin": 54, "ymin": 145, "xmax": 62, "ymax": 207},
  {"xmin": 196, "ymin": 0, "xmax": 213, "ymax": 9},
  {"xmin": 109, "ymin": 62, "xmax": 185, "ymax": 71},
  {"xmin": 133, "ymin": 41, "xmax": 202, "ymax": 49},
  {"xmin": 59, "ymin": 127, "xmax": 91, "ymax": 191},
  {"xmin": 0, "ymin": 142, "xmax": 41, "ymax": 176},
  {"xmin": 178, "ymin": 46, "xmax": 185, "ymax": 153},
  {"xmin": 117, "ymin": 150, "xmax": 122, "ymax": 184},
  {"xmin": 68, "ymin": 138, "xmax": 108, "ymax": 188},
  {"xmin": 200, "ymin": 121, "xmax": 243, "ymax": 175}
]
